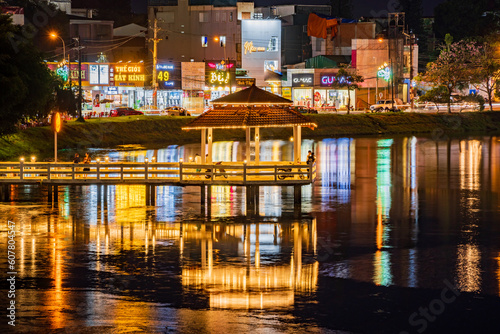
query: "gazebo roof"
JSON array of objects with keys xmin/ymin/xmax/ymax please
[
  {"xmin": 182, "ymin": 106, "xmax": 317, "ymax": 130},
  {"xmin": 211, "ymin": 83, "xmax": 293, "ymax": 105}
]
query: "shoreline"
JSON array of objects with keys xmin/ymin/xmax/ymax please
[{"xmin": 2, "ymin": 112, "xmax": 500, "ymax": 161}]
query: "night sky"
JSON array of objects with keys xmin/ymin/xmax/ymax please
[{"xmin": 131, "ymin": 0, "xmax": 446, "ymax": 17}]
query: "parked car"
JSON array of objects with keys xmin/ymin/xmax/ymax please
[
  {"xmin": 110, "ymin": 107, "xmax": 144, "ymax": 117},
  {"xmin": 294, "ymin": 106, "xmax": 318, "ymax": 114},
  {"xmin": 163, "ymin": 106, "xmax": 191, "ymax": 116},
  {"xmin": 370, "ymin": 100, "xmax": 400, "ymax": 112}
]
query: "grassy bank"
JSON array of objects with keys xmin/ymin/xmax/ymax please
[{"xmin": 2, "ymin": 112, "xmax": 500, "ymax": 161}]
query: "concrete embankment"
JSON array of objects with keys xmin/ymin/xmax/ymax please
[{"xmin": 2, "ymin": 112, "xmax": 500, "ymax": 161}]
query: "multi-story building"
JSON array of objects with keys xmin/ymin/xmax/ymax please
[
  {"xmin": 254, "ymin": 4, "xmax": 331, "ymax": 66},
  {"xmin": 69, "ymin": 19, "xmax": 114, "ymax": 62}
]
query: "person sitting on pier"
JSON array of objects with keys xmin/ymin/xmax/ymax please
[
  {"xmin": 73, "ymin": 153, "xmax": 80, "ymax": 164},
  {"xmin": 83, "ymin": 153, "xmax": 91, "ymax": 172},
  {"xmin": 307, "ymin": 151, "xmax": 316, "ymax": 165}
]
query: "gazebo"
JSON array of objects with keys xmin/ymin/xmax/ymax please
[{"xmin": 182, "ymin": 84, "xmax": 317, "ymax": 164}]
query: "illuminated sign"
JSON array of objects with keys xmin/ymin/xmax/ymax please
[
  {"xmin": 89, "ymin": 64, "xmax": 109, "ymax": 85},
  {"xmin": 89, "ymin": 64, "xmax": 99, "ymax": 84},
  {"xmin": 377, "ymin": 63, "xmax": 391, "ymax": 81},
  {"xmin": 205, "ymin": 60, "xmax": 235, "ymax": 87},
  {"xmin": 207, "ymin": 61, "xmax": 234, "ymax": 71},
  {"xmin": 320, "ymin": 74, "xmax": 352, "ymax": 87},
  {"xmin": 114, "ymin": 64, "xmax": 145, "ymax": 86},
  {"xmin": 282, "ymin": 87, "xmax": 292, "ymax": 100},
  {"xmin": 292, "ymin": 73, "xmax": 313, "ymax": 87},
  {"xmin": 105, "ymin": 86, "xmax": 119, "ymax": 95},
  {"xmin": 56, "ymin": 65, "xmax": 69, "ymax": 82},
  {"xmin": 244, "ymin": 41, "xmax": 266, "ymax": 55},
  {"xmin": 100, "ymin": 65, "xmax": 109, "ymax": 85},
  {"xmin": 236, "ymin": 78, "xmax": 255, "ymax": 86},
  {"xmin": 52, "ymin": 112, "xmax": 61, "ymax": 133},
  {"xmin": 208, "ymin": 71, "xmax": 231, "ymax": 85},
  {"xmin": 157, "ymin": 64, "xmax": 175, "ymax": 88},
  {"xmin": 47, "ymin": 62, "xmax": 88, "ymax": 81}
]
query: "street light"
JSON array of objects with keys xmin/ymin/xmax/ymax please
[{"xmin": 50, "ymin": 32, "xmax": 66, "ymax": 63}]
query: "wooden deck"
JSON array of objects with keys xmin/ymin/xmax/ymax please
[{"xmin": 0, "ymin": 161, "xmax": 316, "ymax": 186}]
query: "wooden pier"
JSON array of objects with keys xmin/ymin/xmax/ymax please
[{"xmin": 0, "ymin": 161, "xmax": 316, "ymax": 209}]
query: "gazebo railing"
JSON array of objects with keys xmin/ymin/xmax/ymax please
[{"xmin": 0, "ymin": 161, "xmax": 316, "ymax": 184}]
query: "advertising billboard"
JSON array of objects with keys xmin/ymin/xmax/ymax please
[
  {"xmin": 112, "ymin": 63, "xmax": 146, "ymax": 87},
  {"xmin": 241, "ymin": 20, "xmax": 281, "ymax": 87},
  {"xmin": 157, "ymin": 63, "xmax": 181, "ymax": 89},
  {"xmin": 205, "ymin": 60, "xmax": 235, "ymax": 88}
]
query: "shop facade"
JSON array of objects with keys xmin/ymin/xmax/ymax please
[{"xmin": 283, "ymin": 69, "xmax": 354, "ymax": 112}]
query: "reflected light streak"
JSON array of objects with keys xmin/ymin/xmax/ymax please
[
  {"xmin": 459, "ymin": 140, "xmax": 482, "ymax": 191},
  {"xmin": 456, "ymin": 244, "xmax": 482, "ymax": 292},
  {"xmin": 373, "ymin": 139, "xmax": 393, "ymax": 286}
]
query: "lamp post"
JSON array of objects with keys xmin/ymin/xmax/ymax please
[{"xmin": 50, "ymin": 32, "xmax": 66, "ymax": 63}]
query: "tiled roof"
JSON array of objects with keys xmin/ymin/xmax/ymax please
[
  {"xmin": 211, "ymin": 84, "xmax": 293, "ymax": 105},
  {"xmin": 182, "ymin": 106, "xmax": 317, "ymax": 130}
]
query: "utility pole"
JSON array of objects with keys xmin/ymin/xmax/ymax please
[
  {"xmin": 74, "ymin": 36, "xmax": 84, "ymax": 122},
  {"xmin": 409, "ymin": 34, "xmax": 415, "ymax": 110},
  {"xmin": 149, "ymin": 13, "xmax": 162, "ymax": 109}
]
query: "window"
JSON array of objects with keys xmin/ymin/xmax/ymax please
[
  {"xmin": 215, "ymin": 12, "xmax": 219, "ymax": 22},
  {"xmin": 268, "ymin": 36, "xmax": 278, "ymax": 52},
  {"xmin": 221, "ymin": 12, "xmax": 226, "ymax": 22},
  {"xmin": 229, "ymin": 12, "xmax": 233, "ymax": 22},
  {"xmin": 220, "ymin": 36, "xmax": 226, "ymax": 47},
  {"xmin": 199, "ymin": 12, "xmax": 209, "ymax": 22},
  {"xmin": 201, "ymin": 36, "xmax": 208, "ymax": 47},
  {"xmin": 316, "ymin": 38, "xmax": 322, "ymax": 52}
]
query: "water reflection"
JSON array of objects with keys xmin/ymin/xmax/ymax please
[
  {"xmin": 180, "ymin": 219, "xmax": 318, "ymax": 309},
  {"xmin": 2, "ymin": 135, "xmax": 500, "ymax": 331}
]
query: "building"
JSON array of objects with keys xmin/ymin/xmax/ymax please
[
  {"xmin": 69, "ymin": 19, "xmax": 114, "ymax": 62},
  {"xmin": 49, "ymin": 0, "xmax": 72, "ymax": 14},
  {"xmin": 1, "ymin": 6, "xmax": 24, "ymax": 25},
  {"xmin": 254, "ymin": 4, "xmax": 331, "ymax": 66},
  {"xmin": 112, "ymin": 23, "xmax": 148, "ymax": 62},
  {"xmin": 148, "ymin": 0, "xmax": 242, "ymax": 64}
]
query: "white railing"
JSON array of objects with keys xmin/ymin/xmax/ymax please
[{"xmin": 0, "ymin": 161, "xmax": 316, "ymax": 185}]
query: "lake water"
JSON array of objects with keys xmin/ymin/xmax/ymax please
[{"xmin": 1, "ymin": 135, "xmax": 500, "ymax": 333}]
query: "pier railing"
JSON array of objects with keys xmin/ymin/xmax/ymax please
[{"xmin": 0, "ymin": 161, "xmax": 316, "ymax": 186}]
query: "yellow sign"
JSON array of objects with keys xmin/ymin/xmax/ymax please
[
  {"xmin": 244, "ymin": 41, "xmax": 266, "ymax": 55},
  {"xmin": 282, "ymin": 87, "xmax": 292, "ymax": 100},
  {"xmin": 114, "ymin": 64, "xmax": 145, "ymax": 83},
  {"xmin": 52, "ymin": 112, "xmax": 62, "ymax": 133},
  {"xmin": 158, "ymin": 71, "xmax": 169, "ymax": 81},
  {"xmin": 209, "ymin": 71, "xmax": 231, "ymax": 85}
]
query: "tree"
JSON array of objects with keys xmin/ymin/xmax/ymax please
[
  {"xmin": 417, "ymin": 86, "xmax": 450, "ymax": 112},
  {"xmin": 472, "ymin": 40, "xmax": 500, "ymax": 111},
  {"xmin": 422, "ymin": 40, "xmax": 482, "ymax": 113},
  {"xmin": 330, "ymin": 65, "xmax": 364, "ymax": 114},
  {"xmin": 0, "ymin": 14, "xmax": 56, "ymax": 134}
]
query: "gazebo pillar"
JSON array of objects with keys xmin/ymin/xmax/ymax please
[
  {"xmin": 201, "ymin": 128, "xmax": 207, "ymax": 163},
  {"xmin": 207, "ymin": 128, "xmax": 213, "ymax": 163},
  {"xmin": 254, "ymin": 127, "xmax": 260, "ymax": 164},
  {"xmin": 293, "ymin": 125, "xmax": 302, "ymax": 162},
  {"xmin": 245, "ymin": 127, "xmax": 251, "ymax": 162}
]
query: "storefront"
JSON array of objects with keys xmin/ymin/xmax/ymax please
[
  {"xmin": 315, "ymin": 73, "xmax": 354, "ymax": 110},
  {"xmin": 291, "ymin": 73, "xmax": 314, "ymax": 108},
  {"xmin": 283, "ymin": 70, "xmax": 356, "ymax": 111},
  {"xmin": 156, "ymin": 63, "xmax": 183, "ymax": 110},
  {"xmin": 47, "ymin": 61, "xmax": 148, "ymax": 116}
]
